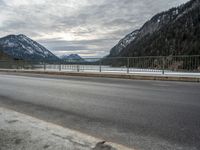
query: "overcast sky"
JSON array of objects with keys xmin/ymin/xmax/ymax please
[{"xmin": 0, "ymin": 0, "xmax": 189, "ymax": 57}]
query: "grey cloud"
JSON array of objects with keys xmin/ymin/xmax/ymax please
[
  {"xmin": 50, "ymin": 46, "xmax": 89, "ymax": 51},
  {"xmin": 0, "ymin": 0, "xmax": 189, "ymax": 57},
  {"xmin": 0, "ymin": 0, "xmax": 6, "ymax": 6}
]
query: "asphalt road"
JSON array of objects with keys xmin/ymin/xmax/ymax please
[{"xmin": 0, "ymin": 73, "xmax": 200, "ymax": 150}]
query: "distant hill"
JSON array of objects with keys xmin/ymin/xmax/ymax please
[
  {"xmin": 0, "ymin": 34, "xmax": 59, "ymax": 61},
  {"xmin": 108, "ymin": 0, "xmax": 200, "ymax": 57},
  {"xmin": 61, "ymin": 54, "xmax": 85, "ymax": 62}
]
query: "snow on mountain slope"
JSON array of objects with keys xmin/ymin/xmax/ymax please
[
  {"xmin": 108, "ymin": 30, "xmax": 139, "ymax": 57},
  {"xmin": 60, "ymin": 54, "xmax": 86, "ymax": 62},
  {"xmin": 61, "ymin": 54, "xmax": 83, "ymax": 60},
  {"xmin": 108, "ymin": 0, "xmax": 200, "ymax": 57},
  {"xmin": 0, "ymin": 34, "xmax": 59, "ymax": 61}
]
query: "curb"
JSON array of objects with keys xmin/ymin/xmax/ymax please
[{"xmin": 0, "ymin": 69, "xmax": 200, "ymax": 82}]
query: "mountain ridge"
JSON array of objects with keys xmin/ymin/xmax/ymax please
[
  {"xmin": 108, "ymin": 0, "xmax": 200, "ymax": 57},
  {"xmin": 61, "ymin": 54, "xmax": 83, "ymax": 60},
  {"xmin": 108, "ymin": 30, "xmax": 139, "ymax": 57},
  {"xmin": 0, "ymin": 34, "xmax": 59, "ymax": 61}
]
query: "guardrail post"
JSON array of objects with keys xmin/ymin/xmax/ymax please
[
  {"xmin": 77, "ymin": 64, "xmax": 80, "ymax": 72},
  {"xmin": 162, "ymin": 57, "xmax": 165, "ymax": 75},
  {"xmin": 22, "ymin": 61, "xmax": 24, "ymax": 70},
  {"xmin": 127, "ymin": 57, "xmax": 130, "ymax": 74},
  {"xmin": 44, "ymin": 61, "xmax": 46, "ymax": 71},
  {"xmin": 99, "ymin": 60, "xmax": 102, "ymax": 72},
  {"xmin": 17, "ymin": 60, "xmax": 19, "ymax": 69},
  {"xmin": 59, "ymin": 61, "xmax": 61, "ymax": 71}
]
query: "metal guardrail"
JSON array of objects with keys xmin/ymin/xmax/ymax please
[{"xmin": 0, "ymin": 55, "xmax": 200, "ymax": 75}]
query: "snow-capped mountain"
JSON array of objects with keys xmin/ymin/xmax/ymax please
[
  {"xmin": 0, "ymin": 34, "xmax": 59, "ymax": 61},
  {"xmin": 108, "ymin": 30, "xmax": 139, "ymax": 57},
  {"xmin": 61, "ymin": 54, "xmax": 84, "ymax": 61},
  {"xmin": 108, "ymin": 0, "xmax": 200, "ymax": 57}
]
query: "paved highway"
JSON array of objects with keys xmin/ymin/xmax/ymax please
[{"xmin": 0, "ymin": 73, "xmax": 200, "ymax": 150}]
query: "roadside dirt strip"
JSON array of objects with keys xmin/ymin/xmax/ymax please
[
  {"xmin": 0, "ymin": 107, "xmax": 132, "ymax": 150},
  {"xmin": 0, "ymin": 69, "xmax": 200, "ymax": 82}
]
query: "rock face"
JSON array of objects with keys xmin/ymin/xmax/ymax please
[
  {"xmin": 0, "ymin": 34, "xmax": 59, "ymax": 61},
  {"xmin": 108, "ymin": 0, "xmax": 200, "ymax": 57}
]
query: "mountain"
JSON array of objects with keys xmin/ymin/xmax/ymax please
[
  {"xmin": 61, "ymin": 54, "xmax": 85, "ymax": 61},
  {"xmin": 109, "ymin": 30, "xmax": 139, "ymax": 57},
  {"xmin": 0, "ymin": 34, "xmax": 59, "ymax": 61},
  {"xmin": 108, "ymin": 0, "xmax": 200, "ymax": 57}
]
